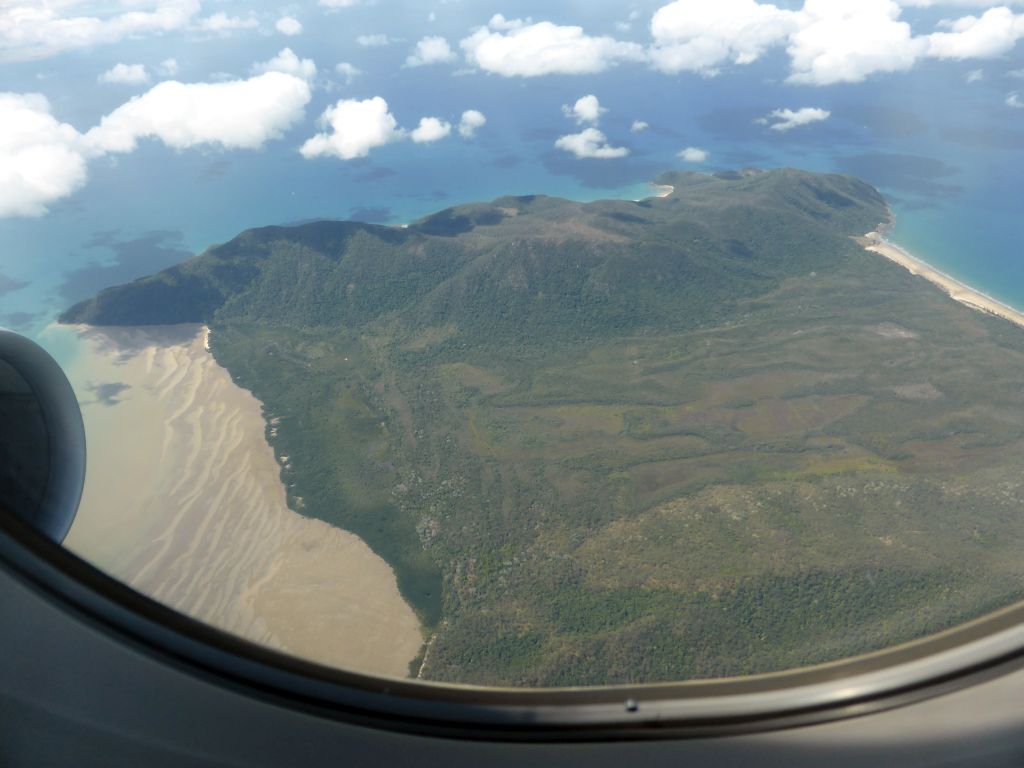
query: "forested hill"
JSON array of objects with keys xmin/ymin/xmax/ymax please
[
  {"xmin": 60, "ymin": 168, "xmax": 887, "ymax": 337},
  {"xmin": 57, "ymin": 170, "xmax": 1024, "ymax": 686}
]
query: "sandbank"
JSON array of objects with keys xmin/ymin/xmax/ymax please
[
  {"xmin": 860, "ymin": 232, "xmax": 1024, "ymax": 330},
  {"xmin": 62, "ymin": 323, "xmax": 423, "ymax": 678}
]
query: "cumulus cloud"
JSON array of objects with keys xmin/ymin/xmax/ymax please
[
  {"xmin": 487, "ymin": 14, "xmax": 530, "ymax": 31},
  {"xmin": 926, "ymin": 7, "xmax": 1024, "ymax": 59},
  {"xmin": 276, "ymin": 16, "xmax": 303, "ymax": 37},
  {"xmin": 357, "ymin": 34, "xmax": 391, "ymax": 47},
  {"xmin": 157, "ymin": 58, "xmax": 179, "ymax": 77},
  {"xmin": 300, "ymin": 96, "xmax": 405, "ymax": 160},
  {"xmin": 966, "ymin": 67, "xmax": 985, "ymax": 82},
  {"xmin": 649, "ymin": 0, "xmax": 800, "ymax": 75},
  {"xmin": 631, "ymin": 120, "xmax": 649, "ymax": 132},
  {"xmin": 785, "ymin": 0, "xmax": 925, "ymax": 85},
  {"xmin": 902, "ymin": 0, "xmax": 1024, "ymax": 6},
  {"xmin": 678, "ymin": 147, "xmax": 709, "ymax": 162},
  {"xmin": 196, "ymin": 12, "xmax": 259, "ymax": 34},
  {"xmin": 458, "ymin": 109, "xmax": 487, "ymax": 138},
  {"xmin": 643, "ymin": 0, "xmax": 1024, "ymax": 85},
  {"xmin": 0, "ymin": 72, "xmax": 313, "ymax": 219},
  {"xmin": 406, "ymin": 36, "xmax": 457, "ymax": 67},
  {"xmin": 0, "ymin": 0, "xmax": 200, "ymax": 62},
  {"xmin": 99, "ymin": 63, "xmax": 150, "ymax": 85},
  {"xmin": 411, "ymin": 117, "xmax": 452, "ymax": 143},
  {"xmin": 85, "ymin": 72, "xmax": 312, "ymax": 154},
  {"xmin": 335, "ymin": 62, "xmax": 362, "ymax": 84},
  {"xmin": 252, "ymin": 48, "xmax": 317, "ymax": 81},
  {"xmin": 757, "ymin": 106, "xmax": 831, "ymax": 131},
  {"xmin": 460, "ymin": 16, "xmax": 644, "ymax": 76},
  {"xmin": 616, "ymin": 10, "xmax": 641, "ymax": 32},
  {"xmin": 554, "ymin": 128, "xmax": 629, "ymax": 159},
  {"xmin": 0, "ymin": 93, "xmax": 89, "ymax": 217},
  {"xmin": 562, "ymin": 94, "xmax": 606, "ymax": 125},
  {"xmin": 1008, "ymin": 91, "xmax": 1024, "ymax": 108}
]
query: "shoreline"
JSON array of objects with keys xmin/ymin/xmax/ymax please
[
  {"xmin": 859, "ymin": 231, "xmax": 1024, "ymax": 331},
  {"xmin": 61, "ymin": 322, "xmax": 424, "ymax": 678}
]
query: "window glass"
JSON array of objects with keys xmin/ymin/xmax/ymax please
[{"xmin": 2, "ymin": 0, "xmax": 1024, "ymax": 687}]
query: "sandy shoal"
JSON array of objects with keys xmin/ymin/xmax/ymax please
[
  {"xmin": 861, "ymin": 232, "xmax": 1024, "ymax": 330},
  {"xmin": 62, "ymin": 323, "xmax": 423, "ymax": 678}
]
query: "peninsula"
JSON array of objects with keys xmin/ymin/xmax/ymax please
[{"xmin": 63, "ymin": 169, "xmax": 1024, "ymax": 686}]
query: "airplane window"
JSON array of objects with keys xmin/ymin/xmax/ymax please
[{"xmin": 2, "ymin": 0, "xmax": 1024, "ymax": 705}]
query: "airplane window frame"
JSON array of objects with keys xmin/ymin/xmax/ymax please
[{"xmin": 3, "ymin": 503, "xmax": 1024, "ymax": 743}]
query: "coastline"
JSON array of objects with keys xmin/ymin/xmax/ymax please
[
  {"xmin": 859, "ymin": 231, "xmax": 1024, "ymax": 330},
  {"xmin": 61, "ymin": 323, "xmax": 423, "ymax": 677}
]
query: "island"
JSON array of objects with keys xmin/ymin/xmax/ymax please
[{"xmin": 63, "ymin": 168, "xmax": 1024, "ymax": 686}]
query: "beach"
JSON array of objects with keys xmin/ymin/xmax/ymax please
[
  {"xmin": 61, "ymin": 323, "xmax": 423, "ymax": 678},
  {"xmin": 860, "ymin": 232, "xmax": 1024, "ymax": 330}
]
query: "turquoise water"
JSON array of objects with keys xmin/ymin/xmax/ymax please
[{"xmin": 1, "ymin": 5, "xmax": 1021, "ymax": 358}]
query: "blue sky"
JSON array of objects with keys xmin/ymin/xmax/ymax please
[{"xmin": 1, "ymin": 0, "xmax": 1023, "ymax": 336}]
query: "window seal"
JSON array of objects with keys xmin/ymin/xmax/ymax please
[{"xmin": 3, "ymin": 508, "xmax": 1024, "ymax": 742}]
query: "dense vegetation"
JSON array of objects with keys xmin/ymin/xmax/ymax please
[{"xmin": 63, "ymin": 169, "xmax": 1024, "ymax": 685}]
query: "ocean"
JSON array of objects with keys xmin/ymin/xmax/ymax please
[{"xmin": 1, "ymin": 4, "xmax": 1021, "ymax": 367}]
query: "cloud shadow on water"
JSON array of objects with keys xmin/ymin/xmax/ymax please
[
  {"xmin": 354, "ymin": 166, "xmax": 397, "ymax": 183},
  {"xmin": 0, "ymin": 272, "xmax": 29, "ymax": 298},
  {"xmin": 348, "ymin": 206, "xmax": 393, "ymax": 223},
  {"xmin": 541, "ymin": 150, "xmax": 663, "ymax": 190},
  {"xmin": 58, "ymin": 230, "xmax": 192, "ymax": 307},
  {"xmin": 832, "ymin": 153, "xmax": 963, "ymax": 201},
  {"xmin": 0, "ymin": 311, "xmax": 42, "ymax": 332}
]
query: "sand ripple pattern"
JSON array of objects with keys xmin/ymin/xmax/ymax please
[{"xmin": 64, "ymin": 324, "xmax": 423, "ymax": 678}]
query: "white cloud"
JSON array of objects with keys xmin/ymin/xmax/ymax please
[
  {"xmin": 276, "ymin": 16, "xmax": 303, "ymax": 37},
  {"xmin": 0, "ymin": 72, "xmax": 313, "ymax": 219},
  {"xmin": 757, "ymin": 106, "xmax": 831, "ymax": 131},
  {"xmin": 157, "ymin": 58, "xmax": 179, "ymax": 77},
  {"xmin": 0, "ymin": 0, "xmax": 200, "ymax": 62},
  {"xmin": 406, "ymin": 36, "xmax": 457, "ymax": 67},
  {"xmin": 99, "ymin": 63, "xmax": 150, "ymax": 85},
  {"xmin": 562, "ymin": 94, "xmax": 606, "ymax": 125},
  {"xmin": 458, "ymin": 109, "xmax": 487, "ymax": 138},
  {"xmin": 616, "ymin": 10, "xmax": 640, "ymax": 32},
  {"xmin": 356, "ymin": 34, "xmax": 391, "ymax": 47},
  {"xmin": 196, "ymin": 12, "xmax": 259, "ymax": 34},
  {"xmin": 640, "ymin": 0, "xmax": 1024, "ymax": 86},
  {"xmin": 787, "ymin": 1, "xmax": 1024, "ymax": 84},
  {"xmin": 678, "ymin": 146, "xmax": 709, "ymax": 162},
  {"xmin": 966, "ymin": 67, "xmax": 985, "ymax": 82},
  {"xmin": 461, "ymin": 17, "xmax": 645, "ymax": 76},
  {"xmin": 1009, "ymin": 68, "xmax": 1024, "ymax": 78},
  {"xmin": 631, "ymin": 120, "xmax": 649, "ymax": 132},
  {"xmin": 649, "ymin": 0, "xmax": 800, "ymax": 74},
  {"xmin": 554, "ymin": 128, "xmax": 629, "ymax": 159},
  {"xmin": 320, "ymin": 0, "xmax": 359, "ymax": 6},
  {"xmin": 300, "ymin": 96, "xmax": 405, "ymax": 160},
  {"xmin": 85, "ymin": 72, "xmax": 312, "ymax": 154},
  {"xmin": 335, "ymin": 62, "xmax": 362, "ymax": 84},
  {"xmin": 252, "ymin": 48, "xmax": 317, "ymax": 81},
  {"xmin": 926, "ymin": 7, "xmax": 1024, "ymax": 59},
  {"xmin": 902, "ymin": 0, "xmax": 1024, "ymax": 7},
  {"xmin": 786, "ymin": 0, "xmax": 925, "ymax": 85},
  {"xmin": 411, "ymin": 117, "xmax": 452, "ymax": 143},
  {"xmin": 487, "ymin": 14, "xmax": 530, "ymax": 31},
  {"xmin": 1008, "ymin": 91, "xmax": 1024, "ymax": 108},
  {"xmin": 0, "ymin": 93, "xmax": 90, "ymax": 217}
]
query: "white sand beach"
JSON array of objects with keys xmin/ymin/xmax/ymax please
[
  {"xmin": 861, "ymin": 232, "xmax": 1024, "ymax": 330},
  {"xmin": 62, "ymin": 323, "xmax": 423, "ymax": 678}
]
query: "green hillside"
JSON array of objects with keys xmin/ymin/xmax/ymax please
[{"xmin": 62, "ymin": 169, "xmax": 1024, "ymax": 686}]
